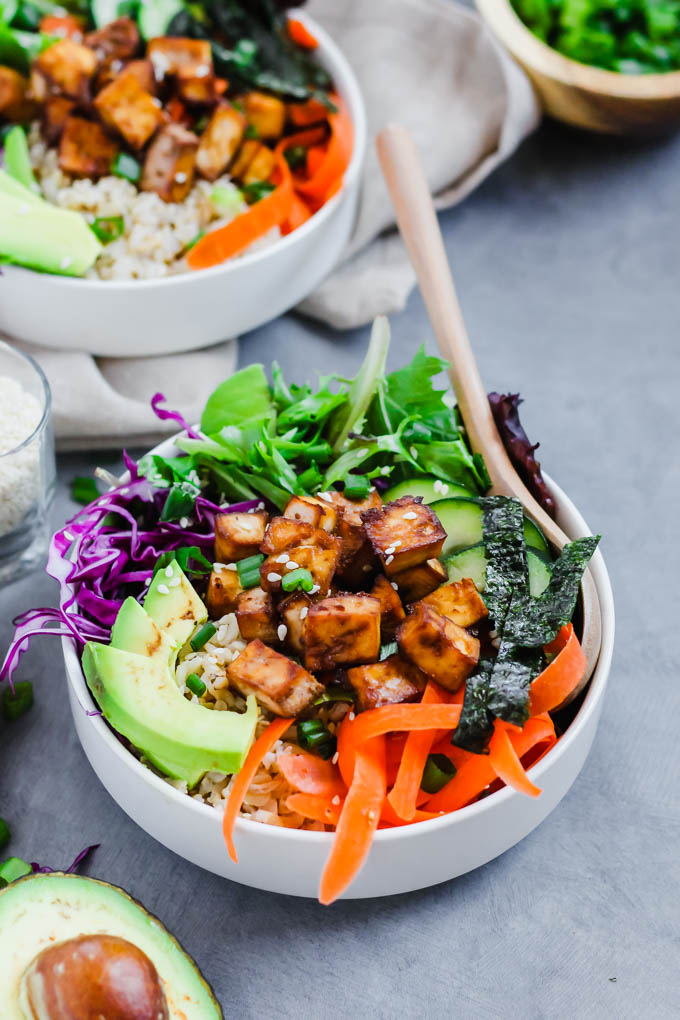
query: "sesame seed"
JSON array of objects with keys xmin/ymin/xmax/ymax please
[
  {"xmin": 393, "ymin": 540, "xmax": 402, "ymax": 547},
  {"xmin": 144, "ymin": 577, "xmax": 151, "ymax": 586},
  {"xmin": 165, "ymin": 565, "xmax": 174, "ymax": 578},
  {"xmin": 332, "ymin": 750, "xmax": 339, "ymax": 764},
  {"xmin": 60, "ymin": 256, "xmax": 72, "ymax": 270},
  {"xmin": 174, "ymin": 171, "xmax": 187, "ymax": 184},
  {"xmin": 120, "ymin": 487, "xmax": 129, "ymax": 495},
  {"xmin": 310, "ymin": 584, "xmax": 320, "ymax": 594},
  {"xmin": 409, "ymin": 446, "xmax": 418, "ymax": 459},
  {"xmin": 223, "ymin": 563, "xmax": 238, "ymax": 571},
  {"xmin": 433, "ymin": 480, "xmax": 442, "ymax": 493},
  {"xmin": 157, "ymin": 584, "xmax": 169, "ymax": 595},
  {"xmin": 391, "ymin": 582, "xmax": 399, "ymax": 590},
  {"xmin": 385, "ymin": 546, "xmax": 395, "ymax": 555},
  {"xmin": 257, "ymin": 502, "xmax": 265, "ymax": 510},
  {"xmin": 267, "ymin": 572, "xmax": 282, "ymax": 582},
  {"xmin": 385, "ymin": 554, "xmax": 394, "ymax": 565},
  {"xmin": 381, "ymin": 466, "xmax": 390, "ymax": 476},
  {"xmin": 300, "ymin": 606, "xmax": 308, "ymax": 620},
  {"xmin": 151, "ymin": 96, "xmax": 162, "ymax": 108},
  {"xmin": 169, "ymin": 577, "xmax": 181, "ymax": 587},
  {"xmin": 179, "ymin": 517, "xmax": 190, "ymax": 528},
  {"xmin": 275, "ymin": 553, "xmax": 289, "ymax": 563},
  {"xmin": 332, "ymin": 795, "xmax": 341, "ymax": 805},
  {"xmin": 63, "ymin": 530, "xmax": 74, "ymax": 542},
  {"xmin": 286, "ymin": 560, "xmax": 299, "ymax": 570},
  {"xmin": 367, "ymin": 810, "xmax": 376, "ymax": 821},
  {"xmin": 194, "ymin": 64, "xmax": 210, "ymax": 77},
  {"xmin": 277, "ymin": 624, "xmax": 287, "ymax": 641},
  {"xmin": 440, "ymin": 483, "xmax": 449, "ymax": 496},
  {"xmin": 403, "ymin": 511, "xmax": 417, "ymax": 520},
  {"xmin": 348, "ymin": 711, "xmax": 355, "ymax": 721}
]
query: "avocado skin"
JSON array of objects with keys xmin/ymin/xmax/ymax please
[{"xmin": 0, "ymin": 872, "xmax": 222, "ymax": 1019}]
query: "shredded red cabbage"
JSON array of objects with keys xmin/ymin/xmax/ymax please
[
  {"xmin": 31, "ymin": 843, "xmax": 100, "ymax": 875},
  {"xmin": 150, "ymin": 393, "xmax": 201, "ymax": 440}
]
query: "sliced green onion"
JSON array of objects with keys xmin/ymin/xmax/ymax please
[
  {"xmin": 210, "ymin": 185, "xmax": 242, "ymax": 215},
  {"xmin": 71, "ymin": 476, "xmax": 99, "ymax": 505},
  {"xmin": 194, "ymin": 113, "xmax": 209, "ymax": 132},
  {"xmin": 343, "ymin": 474, "xmax": 371, "ymax": 500},
  {"xmin": 284, "ymin": 144, "xmax": 307, "ymax": 170},
  {"xmin": 237, "ymin": 554, "xmax": 265, "ymax": 589},
  {"xmin": 239, "ymin": 568, "xmax": 261, "ymax": 589},
  {"xmin": 244, "ymin": 123, "xmax": 259, "ymax": 139},
  {"xmin": 298, "ymin": 465, "xmax": 322, "ymax": 491},
  {"xmin": 281, "ymin": 567, "xmax": 314, "ymax": 593},
  {"xmin": 0, "ymin": 819, "xmax": 10, "ymax": 852},
  {"xmin": 379, "ymin": 641, "xmax": 398, "ymax": 661},
  {"xmin": 0, "ymin": 857, "xmax": 32, "ymax": 885},
  {"xmin": 190, "ymin": 622, "xmax": 216, "ymax": 652},
  {"xmin": 237, "ymin": 553, "xmax": 265, "ymax": 573},
  {"xmin": 297, "ymin": 719, "xmax": 336, "ymax": 760},
  {"xmin": 186, "ymin": 672, "xmax": 207, "ymax": 697},
  {"xmin": 313, "ymin": 687, "xmax": 355, "ymax": 706},
  {"xmin": 421, "ymin": 753, "xmax": 456, "ymax": 794},
  {"xmin": 90, "ymin": 215, "xmax": 125, "ymax": 244},
  {"xmin": 2, "ymin": 681, "xmax": 33, "ymax": 721},
  {"xmin": 111, "ymin": 152, "xmax": 141, "ymax": 183},
  {"xmin": 185, "ymin": 228, "xmax": 205, "ymax": 252},
  {"xmin": 241, "ymin": 180, "xmax": 275, "ymax": 204}
]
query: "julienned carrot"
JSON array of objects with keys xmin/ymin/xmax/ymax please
[
  {"xmin": 278, "ymin": 750, "xmax": 346, "ymax": 798},
  {"xmin": 188, "ymin": 153, "xmax": 293, "ymax": 269},
  {"xmin": 281, "ymin": 194, "xmax": 312, "ymax": 235},
  {"xmin": 286, "ymin": 792, "xmax": 342, "ymax": 826},
  {"xmin": 275, "ymin": 126, "xmax": 328, "ymax": 155},
  {"xmin": 379, "ymin": 799, "xmax": 442, "ymax": 827},
  {"xmin": 295, "ymin": 96, "xmax": 353, "ymax": 202},
  {"xmin": 319, "ymin": 736, "xmax": 386, "ymax": 905},
  {"xmin": 387, "ymin": 681, "xmax": 453, "ymax": 821},
  {"xmin": 530, "ymin": 623, "xmax": 586, "ymax": 716},
  {"xmin": 351, "ymin": 702, "xmax": 464, "ymax": 747},
  {"xmin": 487, "ymin": 722, "xmax": 542, "ymax": 797},
  {"xmin": 288, "ymin": 17, "xmax": 319, "ymax": 49},
  {"xmin": 287, "ymin": 98, "xmax": 329, "ymax": 128},
  {"xmin": 222, "ymin": 717, "xmax": 292, "ymax": 862}
]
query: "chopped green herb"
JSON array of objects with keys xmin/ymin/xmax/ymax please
[
  {"xmin": 210, "ymin": 185, "xmax": 243, "ymax": 215},
  {"xmin": 421, "ymin": 753, "xmax": 457, "ymax": 794},
  {"xmin": 281, "ymin": 567, "xmax": 314, "ymax": 593},
  {"xmin": 313, "ymin": 687, "xmax": 355, "ymax": 706},
  {"xmin": 244, "ymin": 122, "xmax": 259, "ymax": 139},
  {"xmin": 190, "ymin": 622, "xmax": 216, "ymax": 651},
  {"xmin": 343, "ymin": 474, "xmax": 371, "ymax": 500},
  {"xmin": 186, "ymin": 672, "xmax": 207, "ymax": 697},
  {"xmin": 71, "ymin": 476, "xmax": 99, "ymax": 505},
  {"xmin": 241, "ymin": 180, "xmax": 275, "ymax": 203},
  {"xmin": 297, "ymin": 718, "xmax": 336, "ymax": 759},
  {"xmin": 90, "ymin": 215, "xmax": 125, "ymax": 244},
  {"xmin": 0, "ymin": 819, "xmax": 9, "ymax": 852},
  {"xmin": 160, "ymin": 481, "xmax": 200, "ymax": 523},
  {"xmin": 284, "ymin": 144, "xmax": 307, "ymax": 170},
  {"xmin": 2, "ymin": 681, "xmax": 33, "ymax": 721},
  {"xmin": 111, "ymin": 152, "xmax": 141, "ymax": 183},
  {"xmin": 185, "ymin": 228, "xmax": 205, "ymax": 252}
]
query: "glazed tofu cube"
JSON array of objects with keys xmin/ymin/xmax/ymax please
[
  {"xmin": 392, "ymin": 558, "xmax": 448, "ymax": 603},
  {"xmin": 244, "ymin": 91, "xmax": 285, "ymax": 140},
  {"xmin": 397, "ymin": 603, "xmax": 479, "ymax": 692},
  {"xmin": 283, "ymin": 496, "xmax": 326, "ymax": 528},
  {"xmin": 123, "ymin": 59, "xmax": 156, "ymax": 94},
  {"xmin": 347, "ymin": 654, "xmax": 426, "ymax": 712},
  {"xmin": 242, "ymin": 143, "xmax": 276, "ymax": 185},
  {"xmin": 196, "ymin": 104, "xmax": 245, "ymax": 180},
  {"xmin": 423, "ymin": 578, "xmax": 488, "ymax": 629},
  {"xmin": 260, "ymin": 542, "xmax": 340, "ymax": 595},
  {"xmin": 214, "ymin": 511, "xmax": 268, "ymax": 563},
  {"xmin": 177, "ymin": 63, "xmax": 217, "ymax": 104},
  {"xmin": 261, "ymin": 516, "xmax": 331, "ymax": 556},
  {"xmin": 0, "ymin": 67, "xmax": 28, "ymax": 118},
  {"xmin": 84, "ymin": 17, "xmax": 139, "ymax": 61},
  {"xmin": 327, "ymin": 488, "xmax": 382, "ymax": 559},
  {"xmin": 278, "ymin": 592, "xmax": 313, "ymax": 654},
  {"xmin": 35, "ymin": 38, "xmax": 97, "ymax": 101},
  {"xmin": 303, "ymin": 594, "xmax": 381, "ymax": 672},
  {"xmin": 140, "ymin": 123, "xmax": 198, "ymax": 202},
  {"xmin": 227, "ymin": 639, "xmax": 323, "ymax": 716},
  {"xmin": 94, "ymin": 70, "xmax": 164, "ymax": 149},
  {"xmin": 43, "ymin": 96, "xmax": 76, "ymax": 144},
  {"xmin": 370, "ymin": 574, "xmax": 405, "ymax": 640},
  {"xmin": 59, "ymin": 116, "xmax": 118, "ymax": 178},
  {"xmin": 362, "ymin": 496, "xmax": 446, "ymax": 576},
  {"xmin": 228, "ymin": 138, "xmax": 259, "ymax": 180},
  {"xmin": 305, "ymin": 496, "xmax": 339, "ymax": 533},
  {"xmin": 235, "ymin": 588, "xmax": 278, "ymax": 644},
  {"xmin": 147, "ymin": 37, "xmax": 212, "ymax": 79},
  {"xmin": 205, "ymin": 566, "xmax": 242, "ymax": 617},
  {"xmin": 335, "ymin": 539, "xmax": 379, "ymax": 589}
]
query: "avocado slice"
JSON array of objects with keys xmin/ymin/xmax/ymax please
[
  {"xmin": 111, "ymin": 596, "xmax": 179, "ymax": 668},
  {"xmin": 0, "ymin": 184, "xmax": 101, "ymax": 277},
  {"xmin": 144, "ymin": 561, "xmax": 207, "ymax": 648},
  {"xmin": 82, "ymin": 642, "xmax": 258, "ymax": 777},
  {"xmin": 0, "ymin": 872, "xmax": 221, "ymax": 1018},
  {"xmin": 3, "ymin": 126, "xmax": 39, "ymax": 193}
]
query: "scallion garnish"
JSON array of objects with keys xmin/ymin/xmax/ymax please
[
  {"xmin": 241, "ymin": 180, "xmax": 276, "ymax": 204},
  {"xmin": 379, "ymin": 641, "xmax": 398, "ymax": 661},
  {"xmin": 185, "ymin": 229, "xmax": 205, "ymax": 252},
  {"xmin": 244, "ymin": 123, "xmax": 259, "ymax": 139},
  {"xmin": 313, "ymin": 687, "xmax": 355, "ymax": 706},
  {"xmin": 111, "ymin": 152, "xmax": 141, "ymax": 183},
  {"xmin": 343, "ymin": 474, "xmax": 371, "ymax": 500},
  {"xmin": 186, "ymin": 672, "xmax": 207, "ymax": 697},
  {"xmin": 284, "ymin": 144, "xmax": 307, "ymax": 170},
  {"xmin": 297, "ymin": 718, "xmax": 336, "ymax": 759},
  {"xmin": 237, "ymin": 553, "xmax": 265, "ymax": 589},
  {"xmin": 190, "ymin": 622, "xmax": 217, "ymax": 652},
  {"xmin": 0, "ymin": 819, "xmax": 10, "ymax": 852},
  {"xmin": 421, "ymin": 753, "xmax": 456, "ymax": 794},
  {"xmin": 211, "ymin": 185, "xmax": 242, "ymax": 215},
  {"xmin": 281, "ymin": 567, "xmax": 314, "ymax": 593},
  {"xmin": 71, "ymin": 476, "xmax": 99, "ymax": 505},
  {"xmin": 2, "ymin": 681, "xmax": 33, "ymax": 722},
  {"xmin": 90, "ymin": 215, "xmax": 125, "ymax": 244},
  {"xmin": 0, "ymin": 857, "xmax": 32, "ymax": 886}
]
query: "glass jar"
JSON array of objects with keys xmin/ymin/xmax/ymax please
[{"xmin": 0, "ymin": 342, "xmax": 56, "ymax": 584}]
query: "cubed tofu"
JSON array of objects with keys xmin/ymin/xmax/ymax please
[
  {"xmin": 235, "ymin": 587, "xmax": 278, "ymax": 644},
  {"xmin": 147, "ymin": 37, "xmax": 212, "ymax": 79},
  {"xmin": 214, "ymin": 510, "xmax": 268, "ymax": 563},
  {"xmin": 303, "ymin": 594, "xmax": 381, "ymax": 672},
  {"xmin": 85, "ymin": 17, "xmax": 140, "ymax": 61},
  {"xmin": 327, "ymin": 488, "xmax": 382, "ymax": 562},
  {"xmin": 227, "ymin": 138, "xmax": 259, "ymax": 180},
  {"xmin": 205, "ymin": 566, "xmax": 243, "ymax": 617},
  {"xmin": 140, "ymin": 123, "xmax": 198, "ymax": 202},
  {"xmin": 423, "ymin": 578, "xmax": 488, "ymax": 629},
  {"xmin": 227, "ymin": 639, "xmax": 323, "ymax": 716},
  {"xmin": 242, "ymin": 143, "xmax": 276, "ymax": 185},
  {"xmin": 362, "ymin": 496, "xmax": 446, "ymax": 576},
  {"xmin": 305, "ymin": 496, "xmax": 339, "ymax": 533},
  {"xmin": 34, "ymin": 38, "xmax": 97, "ymax": 102},
  {"xmin": 122, "ymin": 59, "xmax": 156, "ymax": 94},
  {"xmin": 347, "ymin": 654, "xmax": 425, "ymax": 712},
  {"xmin": 261, "ymin": 516, "xmax": 333, "ymax": 556},
  {"xmin": 196, "ymin": 104, "xmax": 245, "ymax": 180},
  {"xmin": 335, "ymin": 537, "xmax": 379, "ymax": 589},
  {"xmin": 397, "ymin": 603, "xmax": 479, "ymax": 692},
  {"xmin": 283, "ymin": 496, "xmax": 325, "ymax": 528},
  {"xmin": 244, "ymin": 91, "xmax": 285, "ymax": 140},
  {"xmin": 260, "ymin": 542, "xmax": 340, "ymax": 595},
  {"xmin": 94, "ymin": 70, "xmax": 164, "ymax": 149},
  {"xmin": 58, "ymin": 116, "xmax": 118, "ymax": 178},
  {"xmin": 42, "ymin": 96, "xmax": 76, "ymax": 144},
  {"xmin": 177, "ymin": 63, "xmax": 217, "ymax": 104},
  {"xmin": 370, "ymin": 574, "xmax": 405, "ymax": 640},
  {"xmin": 392, "ymin": 558, "xmax": 448, "ymax": 603},
  {"xmin": 278, "ymin": 591, "xmax": 312, "ymax": 654},
  {"xmin": 0, "ymin": 67, "xmax": 28, "ymax": 118}
]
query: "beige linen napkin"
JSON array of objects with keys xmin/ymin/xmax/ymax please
[{"xmin": 12, "ymin": 0, "xmax": 539, "ymax": 449}]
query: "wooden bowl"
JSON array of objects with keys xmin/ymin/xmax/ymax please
[{"xmin": 476, "ymin": 0, "xmax": 680, "ymax": 133}]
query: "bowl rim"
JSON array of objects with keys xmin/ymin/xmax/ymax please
[
  {"xmin": 62, "ymin": 437, "xmax": 615, "ymax": 847},
  {"xmin": 477, "ymin": 0, "xmax": 680, "ymax": 99},
  {"xmin": 5, "ymin": 7, "xmax": 367, "ymax": 292}
]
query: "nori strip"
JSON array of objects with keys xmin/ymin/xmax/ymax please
[
  {"xmin": 451, "ymin": 662, "xmax": 495, "ymax": 755},
  {"xmin": 485, "ymin": 639, "xmax": 545, "ymax": 727},
  {"xmin": 479, "ymin": 495, "xmax": 528, "ymax": 627}
]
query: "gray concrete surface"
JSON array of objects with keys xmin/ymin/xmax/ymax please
[{"xmin": 2, "ymin": 119, "xmax": 679, "ymax": 1018}]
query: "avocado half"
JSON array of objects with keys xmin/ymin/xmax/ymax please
[{"xmin": 0, "ymin": 872, "xmax": 222, "ymax": 1019}]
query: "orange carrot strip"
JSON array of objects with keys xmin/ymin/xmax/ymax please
[
  {"xmin": 337, "ymin": 711, "xmax": 358, "ymax": 789},
  {"xmin": 188, "ymin": 153, "xmax": 293, "ymax": 269},
  {"xmin": 387, "ymin": 681, "xmax": 452, "ymax": 821},
  {"xmin": 286, "ymin": 792, "xmax": 342, "ymax": 826},
  {"xmin": 276, "ymin": 126, "xmax": 329, "ymax": 154},
  {"xmin": 222, "ymin": 717, "xmax": 292, "ymax": 863},
  {"xmin": 288, "ymin": 17, "xmax": 319, "ymax": 49},
  {"xmin": 295, "ymin": 95, "xmax": 352, "ymax": 202},
  {"xmin": 319, "ymin": 736, "xmax": 386, "ymax": 905},
  {"xmin": 305, "ymin": 144, "xmax": 326, "ymax": 176},
  {"xmin": 488, "ymin": 721, "xmax": 542, "ymax": 797},
  {"xmin": 380, "ymin": 799, "xmax": 442, "ymax": 826},
  {"xmin": 287, "ymin": 98, "xmax": 329, "ymax": 128},
  {"xmin": 278, "ymin": 750, "xmax": 345, "ymax": 798},
  {"xmin": 351, "ymin": 702, "xmax": 463, "ymax": 747},
  {"xmin": 530, "ymin": 623, "xmax": 587, "ymax": 716},
  {"xmin": 281, "ymin": 193, "xmax": 312, "ymax": 235}
]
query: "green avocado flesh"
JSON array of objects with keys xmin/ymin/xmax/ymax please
[
  {"xmin": 0, "ymin": 872, "xmax": 221, "ymax": 1019},
  {"xmin": 83, "ymin": 564, "xmax": 257, "ymax": 783}
]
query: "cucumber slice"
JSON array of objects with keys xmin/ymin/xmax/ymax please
[
  {"xmin": 91, "ymin": 0, "xmax": 126, "ymax": 28},
  {"xmin": 138, "ymin": 0, "xmax": 183, "ymax": 39},
  {"xmin": 383, "ymin": 476, "xmax": 472, "ymax": 504},
  {"xmin": 444, "ymin": 545, "xmax": 552, "ymax": 598},
  {"xmin": 431, "ymin": 497, "xmax": 551, "ymax": 559},
  {"xmin": 522, "ymin": 517, "xmax": 549, "ymax": 556}
]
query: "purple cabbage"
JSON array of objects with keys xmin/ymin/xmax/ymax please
[
  {"xmin": 150, "ymin": 393, "xmax": 201, "ymax": 440},
  {"xmin": 31, "ymin": 843, "xmax": 100, "ymax": 875}
]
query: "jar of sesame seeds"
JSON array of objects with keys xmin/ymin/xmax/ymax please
[{"xmin": 0, "ymin": 341, "xmax": 56, "ymax": 583}]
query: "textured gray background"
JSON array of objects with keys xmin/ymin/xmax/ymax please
[{"xmin": 2, "ymin": 119, "xmax": 680, "ymax": 1018}]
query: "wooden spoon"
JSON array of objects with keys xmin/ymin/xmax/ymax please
[{"xmin": 376, "ymin": 124, "xmax": 601, "ymax": 699}]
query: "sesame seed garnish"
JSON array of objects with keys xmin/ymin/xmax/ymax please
[
  {"xmin": 277, "ymin": 624, "xmax": 288, "ymax": 641},
  {"xmin": 393, "ymin": 540, "xmax": 402, "ymax": 547},
  {"xmin": 332, "ymin": 795, "xmax": 341, "ymax": 805},
  {"xmin": 120, "ymin": 487, "xmax": 129, "ymax": 495},
  {"xmin": 247, "ymin": 508, "xmax": 255, "ymax": 514},
  {"xmin": 144, "ymin": 577, "xmax": 151, "ymax": 586},
  {"xmin": 403, "ymin": 511, "xmax": 417, "ymax": 520},
  {"xmin": 267, "ymin": 572, "xmax": 282, "ymax": 582},
  {"xmin": 385, "ymin": 546, "xmax": 395, "ymax": 555},
  {"xmin": 385, "ymin": 554, "xmax": 394, "ymax": 565},
  {"xmin": 165, "ymin": 565, "xmax": 174, "ymax": 578},
  {"xmin": 391, "ymin": 582, "xmax": 399, "ymax": 590},
  {"xmin": 433, "ymin": 480, "xmax": 442, "ymax": 493},
  {"xmin": 381, "ymin": 467, "xmax": 390, "ymax": 476},
  {"xmin": 409, "ymin": 446, "xmax": 418, "ymax": 459},
  {"xmin": 332, "ymin": 751, "xmax": 339, "ymax": 764},
  {"xmin": 440, "ymin": 483, "xmax": 449, "ymax": 496},
  {"xmin": 300, "ymin": 606, "xmax": 308, "ymax": 620},
  {"xmin": 157, "ymin": 584, "xmax": 169, "ymax": 595},
  {"xmin": 275, "ymin": 553, "xmax": 289, "ymax": 563},
  {"xmin": 151, "ymin": 96, "xmax": 162, "ymax": 107},
  {"xmin": 168, "ymin": 577, "xmax": 181, "ymax": 587},
  {"xmin": 286, "ymin": 560, "xmax": 299, "ymax": 570},
  {"xmin": 179, "ymin": 517, "xmax": 190, "ymax": 528},
  {"xmin": 257, "ymin": 502, "xmax": 265, "ymax": 510},
  {"xmin": 310, "ymin": 584, "xmax": 320, "ymax": 594},
  {"xmin": 348, "ymin": 711, "xmax": 355, "ymax": 721},
  {"xmin": 174, "ymin": 171, "xmax": 187, "ymax": 184},
  {"xmin": 223, "ymin": 563, "xmax": 238, "ymax": 571},
  {"xmin": 63, "ymin": 531, "xmax": 74, "ymax": 542}
]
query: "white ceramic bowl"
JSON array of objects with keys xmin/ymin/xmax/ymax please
[
  {"xmin": 62, "ymin": 435, "xmax": 614, "ymax": 899},
  {"xmin": 0, "ymin": 12, "xmax": 366, "ymax": 358}
]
